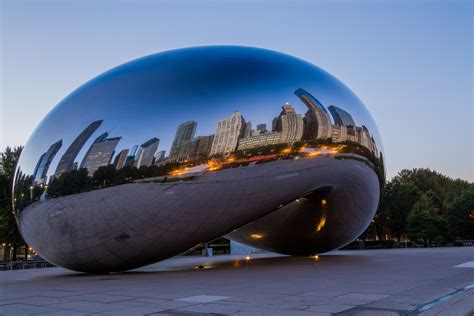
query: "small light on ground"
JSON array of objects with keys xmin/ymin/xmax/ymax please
[{"xmin": 245, "ymin": 256, "xmax": 251, "ymax": 260}]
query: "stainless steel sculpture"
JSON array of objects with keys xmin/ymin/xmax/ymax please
[{"xmin": 13, "ymin": 46, "xmax": 384, "ymax": 273}]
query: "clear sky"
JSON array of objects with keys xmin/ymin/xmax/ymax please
[{"xmin": 1, "ymin": 0, "xmax": 472, "ymax": 181}]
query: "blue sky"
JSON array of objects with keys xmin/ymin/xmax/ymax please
[{"xmin": 1, "ymin": 0, "xmax": 472, "ymax": 181}]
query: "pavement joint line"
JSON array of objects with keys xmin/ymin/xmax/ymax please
[{"xmin": 415, "ymin": 282, "xmax": 474, "ymax": 313}]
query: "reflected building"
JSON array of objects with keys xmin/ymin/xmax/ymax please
[
  {"xmin": 359, "ymin": 126, "xmax": 379, "ymax": 156},
  {"xmin": 210, "ymin": 112, "xmax": 246, "ymax": 156},
  {"xmin": 257, "ymin": 123, "xmax": 267, "ymax": 133},
  {"xmin": 328, "ymin": 105, "xmax": 356, "ymax": 127},
  {"xmin": 32, "ymin": 140, "xmax": 62, "ymax": 184},
  {"xmin": 169, "ymin": 135, "xmax": 214, "ymax": 163},
  {"xmin": 194, "ymin": 135, "xmax": 214, "ymax": 160},
  {"xmin": 154, "ymin": 150, "xmax": 166, "ymax": 163},
  {"xmin": 275, "ymin": 104, "xmax": 304, "ymax": 143},
  {"xmin": 125, "ymin": 145, "xmax": 139, "ymax": 167},
  {"xmin": 135, "ymin": 138, "xmax": 160, "ymax": 168},
  {"xmin": 238, "ymin": 104, "xmax": 303, "ymax": 150},
  {"xmin": 54, "ymin": 120, "xmax": 103, "ymax": 176},
  {"xmin": 113, "ymin": 149, "xmax": 129, "ymax": 169},
  {"xmin": 81, "ymin": 135, "xmax": 121, "ymax": 176},
  {"xmin": 238, "ymin": 132, "xmax": 281, "ymax": 150},
  {"xmin": 79, "ymin": 132, "xmax": 109, "ymax": 169},
  {"xmin": 169, "ymin": 121, "xmax": 197, "ymax": 161},
  {"xmin": 331, "ymin": 125, "xmax": 349, "ymax": 143},
  {"xmin": 243, "ymin": 121, "xmax": 252, "ymax": 138},
  {"xmin": 295, "ymin": 88, "xmax": 332, "ymax": 140}
]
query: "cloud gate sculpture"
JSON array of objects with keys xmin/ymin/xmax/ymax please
[{"xmin": 13, "ymin": 46, "xmax": 384, "ymax": 273}]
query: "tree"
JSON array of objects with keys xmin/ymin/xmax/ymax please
[
  {"xmin": 0, "ymin": 146, "xmax": 25, "ymax": 260},
  {"xmin": 406, "ymin": 193, "xmax": 447, "ymax": 245},
  {"xmin": 48, "ymin": 168, "xmax": 92, "ymax": 196},
  {"xmin": 383, "ymin": 179, "xmax": 419, "ymax": 241},
  {"xmin": 92, "ymin": 165, "xmax": 116, "ymax": 187},
  {"xmin": 445, "ymin": 185, "xmax": 474, "ymax": 240}
]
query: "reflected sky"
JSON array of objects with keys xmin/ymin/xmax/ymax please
[{"xmin": 18, "ymin": 46, "xmax": 383, "ymax": 179}]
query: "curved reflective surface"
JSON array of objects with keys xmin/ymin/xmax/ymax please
[{"xmin": 13, "ymin": 46, "xmax": 384, "ymax": 273}]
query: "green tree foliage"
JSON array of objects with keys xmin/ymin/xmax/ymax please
[
  {"xmin": 445, "ymin": 185, "xmax": 474, "ymax": 240},
  {"xmin": 364, "ymin": 168, "xmax": 472, "ymax": 244},
  {"xmin": 48, "ymin": 168, "xmax": 92, "ymax": 196},
  {"xmin": 406, "ymin": 193, "xmax": 447, "ymax": 244},
  {"xmin": 382, "ymin": 180, "xmax": 419, "ymax": 241},
  {"xmin": 0, "ymin": 146, "xmax": 24, "ymax": 260}
]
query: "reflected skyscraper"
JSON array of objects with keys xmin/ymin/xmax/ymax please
[
  {"xmin": 113, "ymin": 149, "xmax": 129, "ymax": 169},
  {"xmin": 32, "ymin": 140, "xmax": 62, "ymax": 183},
  {"xmin": 275, "ymin": 104, "xmax": 304, "ymax": 143},
  {"xmin": 125, "ymin": 145, "xmax": 139, "ymax": 167},
  {"xmin": 328, "ymin": 105, "xmax": 356, "ymax": 127},
  {"xmin": 243, "ymin": 121, "xmax": 252, "ymax": 138},
  {"xmin": 210, "ymin": 112, "xmax": 246, "ymax": 156},
  {"xmin": 79, "ymin": 132, "xmax": 109, "ymax": 169},
  {"xmin": 135, "ymin": 138, "xmax": 160, "ymax": 168},
  {"xmin": 81, "ymin": 136, "xmax": 121, "ymax": 175},
  {"xmin": 154, "ymin": 150, "xmax": 166, "ymax": 163},
  {"xmin": 295, "ymin": 88, "xmax": 332, "ymax": 140},
  {"xmin": 194, "ymin": 135, "xmax": 214, "ymax": 160},
  {"xmin": 238, "ymin": 132, "xmax": 281, "ymax": 150},
  {"xmin": 169, "ymin": 121, "xmax": 197, "ymax": 160},
  {"xmin": 54, "ymin": 120, "xmax": 103, "ymax": 176},
  {"xmin": 257, "ymin": 123, "xmax": 267, "ymax": 133}
]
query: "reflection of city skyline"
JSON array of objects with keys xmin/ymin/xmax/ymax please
[{"xmin": 33, "ymin": 87, "xmax": 379, "ymax": 184}]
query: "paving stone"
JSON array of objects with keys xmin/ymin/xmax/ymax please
[
  {"xmin": 308, "ymin": 304, "xmax": 357, "ymax": 313},
  {"xmin": 0, "ymin": 304, "xmax": 61, "ymax": 315}
]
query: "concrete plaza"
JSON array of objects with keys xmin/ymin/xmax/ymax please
[{"xmin": 0, "ymin": 247, "xmax": 473, "ymax": 315}]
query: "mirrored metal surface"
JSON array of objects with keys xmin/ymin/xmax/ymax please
[{"xmin": 13, "ymin": 46, "xmax": 384, "ymax": 273}]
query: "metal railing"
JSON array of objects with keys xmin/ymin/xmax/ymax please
[{"xmin": 0, "ymin": 260, "xmax": 55, "ymax": 271}]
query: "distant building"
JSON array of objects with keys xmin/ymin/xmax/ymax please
[
  {"xmin": 243, "ymin": 121, "xmax": 252, "ymax": 138},
  {"xmin": 256, "ymin": 123, "xmax": 267, "ymax": 133},
  {"xmin": 328, "ymin": 105, "xmax": 356, "ymax": 127},
  {"xmin": 125, "ymin": 145, "xmax": 139, "ymax": 167},
  {"xmin": 210, "ymin": 112, "xmax": 246, "ymax": 156},
  {"xmin": 359, "ymin": 125, "xmax": 378, "ymax": 156},
  {"xmin": 294, "ymin": 88, "xmax": 332, "ymax": 140},
  {"xmin": 271, "ymin": 117, "xmax": 278, "ymax": 132},
  {"xmin": 331, "ymin": 125, "xmax": 348, "ymax": 143},
  {"xmin": 238, "ymin": 132, "xmax": 281, "ymax": 150},
  {"xmin": 32, "ymin": 140, "xmax": 62, "ymax": 184},
  {"xmin": 113, "ymin": 149, "xmax": 129, "ymax": 169},
  {"xmin": 81, "ymin": 136, "xmax": 121, "ymax": 176},
  {"xmin": 169, "ymin": 121, "xmax": 197, "ymax": 160},
  {"xmin": 169, "ymin": 134, "xmax": 214, "ymax": 163},
  {"xmin": 178, "ymin": 138, "xmax": 199, "ymax": 162},
  {"xmin": 192, "ymin": 135, "xmax": 214, "ymax": 161},
  {"xmin": 55, "ymin": 120, "xmax": 103, "ymax": 176},
  {"xmin": 275, "ymin": 105, "xmax": 304, "ymax": 143},
  {"xmin": 79, "ymin": 133, "xmax": 108, "ymax": 169},
  {"xmin": 135, "ymin": 138, "xmax": 160, "ymax": 168},
  {"xmin": 154, "ymin": 150, "xmax": 166, "ymax": 163}
]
